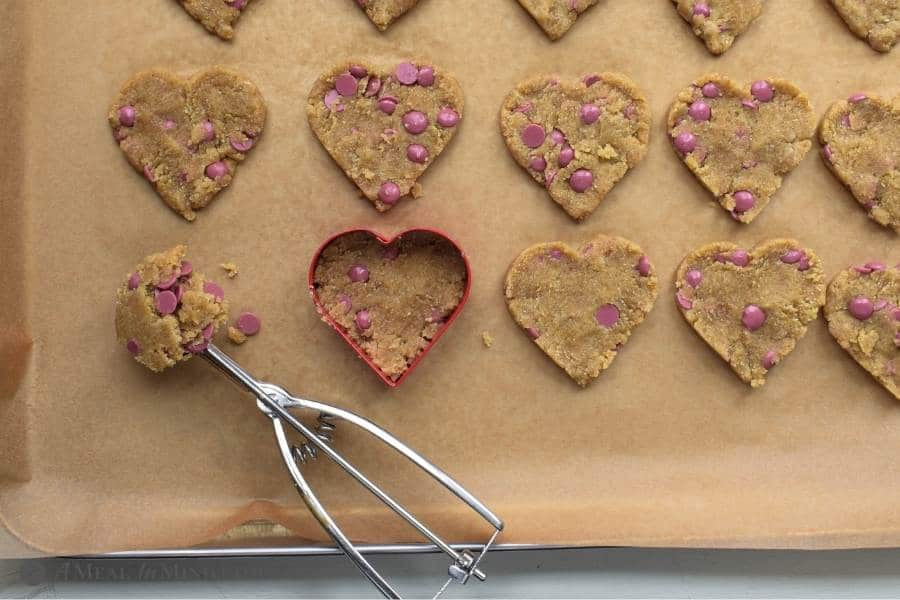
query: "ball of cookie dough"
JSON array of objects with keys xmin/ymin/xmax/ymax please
[{"xmin": 115, "ymin": 245, "xmax": 228, "ymax": 372}]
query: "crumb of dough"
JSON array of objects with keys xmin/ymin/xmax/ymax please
[
  {"xmin": 221, "ymin": 262, "xmax": 239, "ymax": 278},
  {"xmin": 228, "ymin": 326, "xmax": 247, "ymax": 345},
  {"xmin": 482, "ymin": 331, "xmax": 494, "ymax": 348}
]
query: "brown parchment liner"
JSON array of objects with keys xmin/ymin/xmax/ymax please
[{"xmin": 0, "ymin": 0, "xmax": 899, "ymax": 557}]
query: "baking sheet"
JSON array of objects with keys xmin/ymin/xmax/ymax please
[{"xmin": 1, "ymin": 0, "xmax": 898, "ymax": 556}]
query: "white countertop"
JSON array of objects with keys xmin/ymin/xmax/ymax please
[{"xmin": 4, "ymin": 547, "xmax": 900, "ymax": 598}]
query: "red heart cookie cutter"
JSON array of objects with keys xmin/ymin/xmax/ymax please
[{"xmin": 308, "ymin": 228, "xmax": 472, "ymax": 388}]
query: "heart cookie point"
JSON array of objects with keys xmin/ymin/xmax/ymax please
[
  {"xmin": 500, "ymin": 73, "xmax": 650, "ymax": 221},
  {"xmin": 516, "ymin": 0, "xmax": 600, "ymax": 40},
  {"xmin": 307, "ymin": 60, "xmax": 464, "ymax": 212},
  {"xmin": 109, "ymin": 68, "xmax": 267, "ymax": 221},
  {"xmin": 829, "ymin": 0, "xmax": 900, "ymax": 52},
  {"xmin": 667, "ymin": 74, "xmax": 815, "ymax": 223},
  {"xmin": 505, "ymin": 235, "xmax": 658, "ymax": 387},
  {"xmin": 178, "ymin": 0, "xmax": 251, "ymax": 39},
  {"xmin": 818, "ymin": 93, "xmax": 900, "ymax": 234},
  {"xmin": 671, "ymin": 0, "xmax": 763, "ymax": 54},
  {"xmin": 825, "ymin": 264, "xmax": 900, "ymax": 400},
  {"xmin": 675, "ymin": 239, "xmax": 825, "ymax": 388},
  {"xmin": 356, "ymin": 0, "xmax": 421, "ymax": 31},
  {"xmin": 310, "ymin": 229, "xmax": 470, "ymax": 387}
]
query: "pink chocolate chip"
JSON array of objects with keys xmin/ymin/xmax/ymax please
[
  {"xmin": 200, "ymin": 120, "xmax": 215, "ymax": 141},
  {"xmin": 674, "ymin": 132, "xmax": 697, "ymax": 153},
  {"xmin": 526, "ymin": 326, "xmax": 541, "ymax": 339},
  {"xmin": 569, "ymin": 169, "xmax": 593, "ymax": 193},
  {"xmin": 349, "ymin": 65, "xmax": 368, "ymax": 78},
  {"xmin": 185, "ymin": 341, "xmax": 209, "ymax": 354},
  {"xmin": 780, "ymin": 249, "xmax": 803, "ymax": 264},
  {"xmin": 236, "ymin": 312, "xmax": 261, "ymax": 336},
  {"xmin": 595, "ymin": 304, "xmax": 620, "ymax": 328},
  {"xmin": 364, "ymin": 77, "xmax": 382, "ymax": 97},
  {"xmin": 685, "ymin": 269, "xmax": 702, "ymax": 288},
  {"xmin": 693, "ymin": 2, "xmax": 710, "ymax": 17},
  {"xmin": 230, "ymin": 136, "xmax": 254, "ymax": 152},
  {"xmin": 730, "ymin": 249, "xmax": 750, "ymax": 267},
  {"xmin": 395, "ymin": 62, "xmax": 419, "ymax": 85},
  {"xmin": 742, "ymin": 304, "xmax": 766, "ymax": 331},
  {"xmin": 823, "ymin": 144, "xmax": 834, "ymax": 163},
  {"xmin": 378, "ymin": 181, "xmax": 401, "ymax": 205},
  {"xmin": 128, "ymin": 272, "xmax": 141, "ymax": 290},
  {"xmin": 382, "ymin": 244, "xmax": 400, "ymax": 261},
  {"xmin": 348, "ymin": 264, "xmax": 370, "ymax": 283},
  {"xmin": 163, "ymin": 119, "xmax": 176, "ymax": 130},
  {"xmin": 377, "ymin": 96, "xmax": 398, "ymax": 114},
  {"xmin": 529, "ymin": 156, "xmax": 547, "ymax": 171},
  {"xmin": 156, "ymin": 270, "xmax": 180, "ymax": 290},
  {"xmin": 155, "ymin": 290, "xmax": 178, "ymax": 315},
  {"xmin": 874, "ymin": 299, "xmax": 888, "ymax": 311},
  {"xmin": 636, "ymin": 255, "xmax": 651, "ymax": 277},
  {"xmin": 549, "ymin": 128, "xmax": 566, "ymax": 145},
  {"xmin": 407, "ymin": 143, "xmax": 428, "ymax": 163},
  {"xmin": 701, "ymin": 82, "xmax": 721, "ymax": 98},
  {"xmin": 179, "ymin": 261, "xmax": 193, "ymax": 276},
  {"xmin": 202, "ymin": 323, "xmax": 214, "ymax": 341},
  {"xmin": 583, "ymin": 74, "xmax": 601, "ymax": 87},
  {"xmin": 402, "ymin": 111, "xmax": 429, "ymax": 134},
  {"xmin": 688, "ymin": 100, "xmax": 711, "ymax": 121},
  {"xmin": 521, "ymin": 123, "xmax": 546, "ymax": 148},
  {"xmin": 741, "ymin": 99, "xmax": 758, "ymax": 111},
  {"xmin": 205, "ymin": 161, "xmax": 228, "ymax": 179},
  {"xmin": 437, "ymin": 107, "xmax": 459, "ymax": 127},
  {"xmin": 417, "ymin": 66, "xmax": 435, "ymax": 87},
  {"xmin": 355, "ymin": 309, "xmax": 372, "ymax": 330},
  {"xmin": 676, "ymin": 291, "xmax": 693, "ymax": 310},
  {"xmin": 126, "ymin": 339, "xmax": 141, "ymax": 355},
  {"xmin": 227, "ymin": 0, "xmax": 246, "ymax": 8},
  {"xmin": 337, "ymin": 293, "xmax": 353, "ymax": 314},
  {"xmin": 335, "ymin": 73, "xmax": 359, "ymax": 97},
  {"xmin": 848, "ymin": 93, "xmax": 867, "ymax": 103},
  {"xmin": 580, "ymin": 104, "xmax": 601, "ymax": 124},
  {"xmin": 750, "ymin": 81, "xmax": 774, "ymax": 102},
  {"xmin": 119, "ymin": 105, "xmax": 136, "ymax": 127},
  {"xmin": 848, "ymin": 296, "xmax": 874, "ymax": 320},
  {"xmin": 733, "ymin": 190, "xmax": 755, "ymax": 213},
  {"xmin": 762, "ymin": 350, "xmax": 778, "ymax": 370},
  {"xmin": 203, "ymin": 281, "xmax": 224, "ymax": 301},
  {"xmin": 558, "ymin": 145, "xmax": 574, "ymax": 167}
]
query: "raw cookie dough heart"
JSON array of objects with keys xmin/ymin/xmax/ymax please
[
  {"xmin": 500, "ymin": 73, "xmax": 650, "ymax": 221},
  {"xmin": 819, "ymin": 93, "xmax": 899, "ymax": 233},
  {"xmin": 516, "ymin": 0, "xmax": 599, "ymax": 40},
  {"xmin": 675, "ymin": 239, "xmax": 825, "ymax": 388},
  {"xmin": 505, "ymin": 234, "xmax": 658, "ymax": 387},
  {"xmin": 829, "ymin": 0, "xmax": 900, "ymax": 52},
  {"xmin": 307, "ymin": 60, "xmax": 464, "ymax": 212},
  {"xmin": 178, "ymin": 0, "xmax": 252, "ymax": 39},
  {"xmin": 109, "ymin": 68, "xmax": 267, "ymax": 221},
  {"xmin": 310, "ymin": 229, "xmax": 470, "ymax": 387},
  {"xmin": 355, "ymin": 0, "xmax": 420, "ymax": 30},
  {"xmin": 667, "ymin": 74, "xmax": 815, "ymax": 224},
  {"xmin": 825, "ymin": 262, "xmax": 900, "ymax": 399},
  {"xmin": 671, "ymin": 0, "xmax": 763, "ymax": 55}
]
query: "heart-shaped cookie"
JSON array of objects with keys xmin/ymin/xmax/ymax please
[
  {"xmin": 675, "ymin": 239, "xmax": 825, "ymax": 387},
  {"xmin": 829, "ymin": 0, "xmax": 899, "ymax": 53},
  {"xmin": 667, "ymin": 74, "xmax": 815, "ymax": 224},
  {"xmin": 819, "ymin": 93, "xmax": 899, "ymax": 233},
  {"xmin": 825, "ymin": 262, "xmax": 899, "ymax": 399},
  {"xmin": 355, "ymin": 0, "xmax": 420, "ymax": 30},
  {"xmin": 671, "ymin": 0, "xmax": 763, "ymax": 55},
  {"xmin": 109, "ymin": 68, "xmax": 267, "ymax": 221},
  {"xmin": 505, "ymin": 234, "xmax": 658, "ymax": 387},
  {"xmin": 178, "ymin": 0, "xmax": 252, "ymax": 39},
  {"xmin": 309, "ymin": 229, "xmax": 470, "ymax": 387},
  {"xmin": 515, "ymin": 0, "xmax": 599, "ymax": 40},
  {"xmin": 500, "ymin": 73, "xmax": 650, "ymax": 221},
  {"xmin": 307, "ymin": 60, "xmax": 464, "ymax": 212}
]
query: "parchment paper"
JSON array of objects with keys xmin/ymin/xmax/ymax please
[{"xmin": 1, "ymin": 0, "xmax": 898, "ymax": 556}]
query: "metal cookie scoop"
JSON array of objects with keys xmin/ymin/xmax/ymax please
[{"xmin": 202, "ymin": 343, "xmax": 504, "ymax": 599}]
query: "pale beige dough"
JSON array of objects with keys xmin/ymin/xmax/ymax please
[
  {"xmin": 516, "ymin": 0, "xmax": 599, "ymax": 40},
  {"xmin": 675, "ymin": 239, "xmax": 825, "ymax": 388},
  {"xmin": 505, "ymin": 234, "xmax": 658, "ymax": 387},
  {"xmin": 830, "ymin": 0, "xmax": 900, "ymax": 52},
  {"xmin": 671, "ymin": 0, "xmax": 763, "ymax": 54}
]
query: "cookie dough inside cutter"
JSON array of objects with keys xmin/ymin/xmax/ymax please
[{"xmin": 202, "ymin": 343, "xmax": 503, "ymax": 599}]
